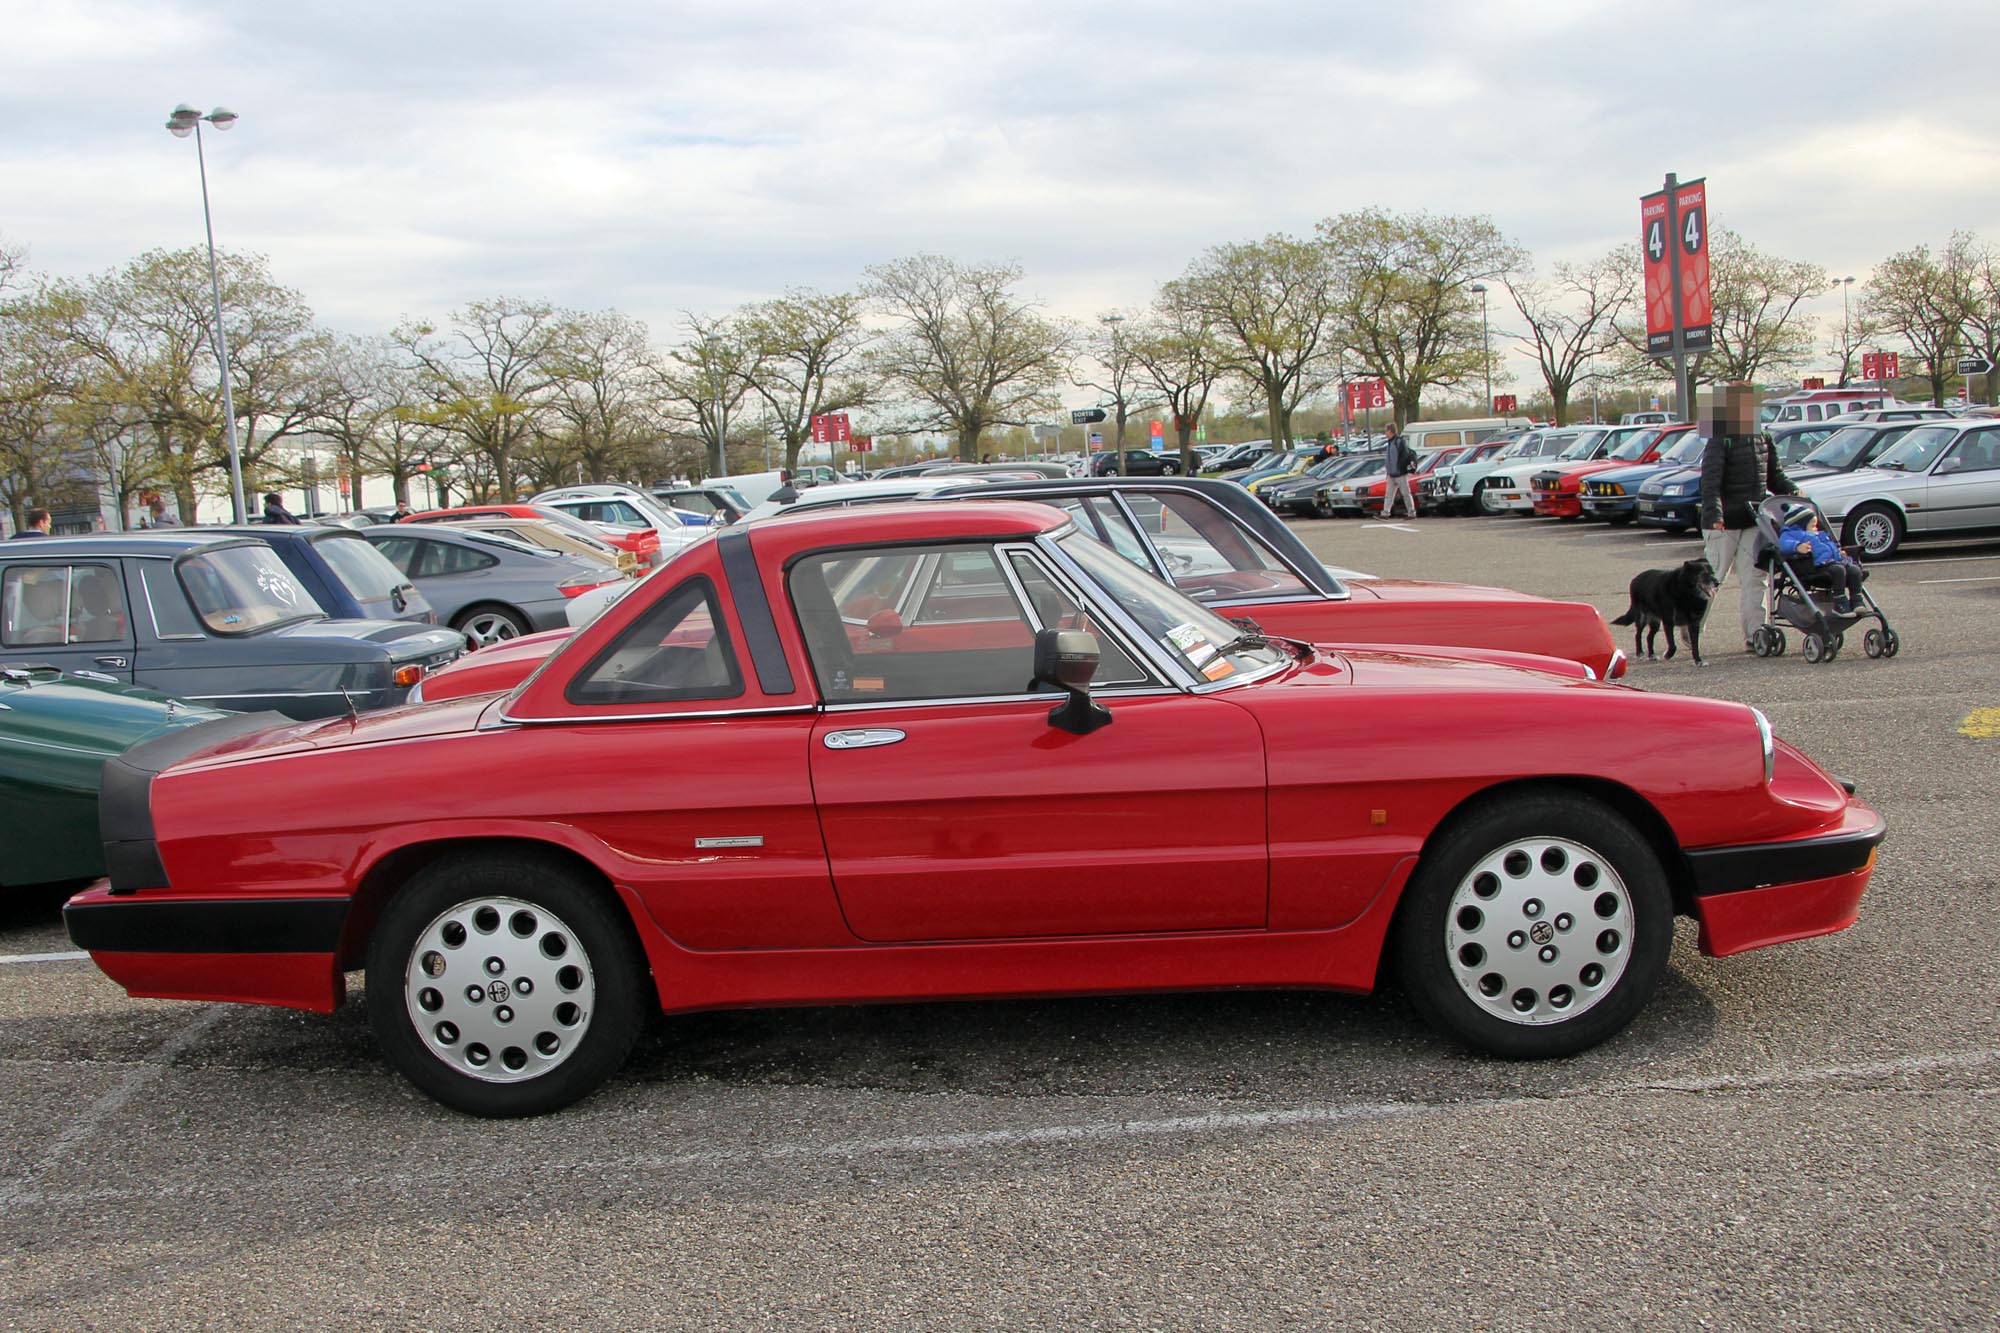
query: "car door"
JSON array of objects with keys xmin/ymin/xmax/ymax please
[
  {"xmin": 1922, "ymin": 426, "xmax": 2000, "ymax": 534},
  {"xmin": 0, "ymin": 560, "xmax": 138, "ymax": 681},
  {"xmin": 798, "ymin": 539, "xmax": 1269, "ymax": 942}
]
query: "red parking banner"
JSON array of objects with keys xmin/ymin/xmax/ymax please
[
  {"xmin": 1676, "ymin": 178, "xmax": 1712, "ymax": 352},
  {"xmin": 1640, "ymin": 188, "xmax": 1673, "ymax": 355}
]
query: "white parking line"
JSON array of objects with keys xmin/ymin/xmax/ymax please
[
  {"xmin": 1918, "ymin": 576, "xmax": 2000, "ymax": 585},
  {"xmin": 0, "ymin": 1005, "xmax": 225, "ymax": 1211},
  {"xmin": 9, "ymin": 1043, "xmax": 1999, "ymax": 1207},
  {"xmin": 0, "ymin": 950, "xmax": 89, "ymax": 965},
  {"xmin": 1882, "ymin": 553, "xmax": 2000, "ymax": 567}
]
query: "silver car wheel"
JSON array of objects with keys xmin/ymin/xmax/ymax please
[
  {"xmin": 458, "ymin": 610, "xmax": 524, "ymax": 648},
  {"xmin": 1848, "ymin": 509, "xmax": 1898, "ymax": 559},
  {"xmin": 404, "ymin": 895, "xmax": 596, "ymax": 1084},
  {"xmin": 1443, "ymin": 836, "xmax": 1633, "ymax": 1027}
]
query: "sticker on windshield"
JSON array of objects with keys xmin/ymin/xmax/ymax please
[
  {"xmin": 257, "ymin": 566, "xmax": 300, "ymax": 606},
  {"xmin": 1164, "ymin": 622, "xmax": 1219, "ymax": 666},
  {"xmin": 1202, "ymin": 659, "xmax": 1235, "ymax": 681}
]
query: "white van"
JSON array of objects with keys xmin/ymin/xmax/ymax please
[{"xmin": 1400, "ymin": 416, "xmax": 1533, "ymax": 451}]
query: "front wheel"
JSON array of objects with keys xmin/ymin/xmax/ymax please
[
  {"xmin": 367, "ymin": 854, "xmax": 648, "ymax": 1116},
  {"xmin": 1393, "ymin": 794, "xmax": 1671, "ymax": 1059},
  {"xmin": 1843, "ymin": 503, "xmax": 1904, "ymax": 560}
]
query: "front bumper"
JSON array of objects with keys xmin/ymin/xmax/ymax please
[
  {"xmin": 1636, "ymin": 495, "xmax": 1700, "ymax": 527},
  {"xmin": 1532, "ymin": 491, "xmax": 1583, "ymax": 517},
  {"xmin": 65, "ymin": 882, "xmax": 351, "ymax": 1011},
  {"xmin": 1580, "ymin": 495, "xmax": 1636, "ymax": 518},
  {"xmin": 1684, "ymin": 801, "xmax": 1885, "ymax": 956}
]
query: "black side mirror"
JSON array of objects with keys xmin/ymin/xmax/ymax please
[{"xmin": 1033, "ymin": 628, "xmax": 1111, "ymax": 735}]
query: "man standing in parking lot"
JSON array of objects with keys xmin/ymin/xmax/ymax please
[
  {"xmin": 261, "ymin": 492, "xmax": 302, "ymax": 525},
  {"xmin": 1380, "ymin": 423, "xmax": 1416, "ymax": 521},
  {"xmin": 1701, "ymin": 383, "xmax": 1799, "ymax": 652}
]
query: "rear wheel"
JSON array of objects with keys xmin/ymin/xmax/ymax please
[
  {"xmin": 452, "ymin": 604, "xmax": 530, "ymax": 649},
  {"xmin": 1843, "ymin": 503, "xmax": 1904, "ymax": 560},
  {"xmin": 1393, "ymin": 793, "xmax": 1671, "ymax": 1059},
  {"xmin": 367, "ymin": 854, "xmax": 648, "ymax": 1116}
]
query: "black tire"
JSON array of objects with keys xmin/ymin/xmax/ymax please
[
  {"xmin": 451, "ymin": 603, "xmax": 531, "ymax": 649},
  {"xmin": 1843, "ymin": 503, "xmax": 1904, "ymax": 560},
  {"xmin": 367, "ymin": 853, "xmax": 648, "ymax": 1117},
  {"xmin": 1393, "ymin": 792, "xmax": 1671, "ymax": 1059},
  {"xmin": 1160, "ymin": 461, "xmax": 1182, "ymax": 475},
  {"xmin": 1803, "ymin": 633, "xmax": 1826, "ymax": 664}
]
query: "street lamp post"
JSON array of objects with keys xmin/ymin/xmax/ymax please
[
  {"xmin": 1839, "ymin": 275, "xmax": 1855, "ymax": 386},
  {"xmin": 165, "ymin": 103, "xmax": 245, "ymax": 524},
  {"xmin": 1098, "ymin": 313, "xmax": 1126, "ymax": 474},
  {"xmin": 1469, "ymin": 282, "xmax": 1492, "ymax": 413}
]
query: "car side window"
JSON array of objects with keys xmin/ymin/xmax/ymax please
[
  {"xmin": 1940, "ymin": 428, "xmax": 2000, "ymax": 473},
  {"xmin": 66, "ymin": 565, "xmax": 130, "ymax": 643},
  {"xmin": 565, "ymin": 576, "xmax": 741, "ymax": 706},
  {"xmin": 791, "ymin": 543, "xmax": 1046, "ymax": 704},
  {"xmin": 411, "ymin": 540, "xmax": 497, "ymax": 577},
  {"xmin": 139, "ymin": 561, "xmax": 205, "ymax": 638},
  {"xmin": 370, "ymin": 536, "xmax": 418, "ymax": 575},
  {"xmin": 1, "ymin": 566, "xmax": 69, "ymax": 647}
]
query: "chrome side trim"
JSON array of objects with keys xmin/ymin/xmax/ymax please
[{"xmin": 501, "ymin": 703, "xmax": 818, "ymax": 725}]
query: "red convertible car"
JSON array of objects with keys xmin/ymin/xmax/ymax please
[
  {"xmin": 67, "ymin": 502, "xmax": 1883, "ymax": 1116},
  {"xmin": 412, "ymin": 477, "xmax": 1627, "ymax": 703}
]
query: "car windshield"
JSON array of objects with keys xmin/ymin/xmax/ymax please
[
  {"xmin": 177, "ymin": 544, "xmax": 324, "ymax": 634},
  {"xmin": 1660, "ymin": 431, "xmax": 1704, "ymax": 464},
  {"xmin": 1055, "ymin": 530, "xmax": 1288, "ymax": 683},
  {"xmin": 312, "ymin": 533, "xmax": 410, "ymax": 600},
  {"xmin": 1759, "ymin": 402, "xmax": 1783, "ymax": 425},
  {"xmin": 1802, "ymin": 426, "xmax": 1887, "ymax": 470},
  {"xmin": 1870, "ymin": 426, "xmax": 1956, "ymax": 472},
  {"xmin": 1607, "ymin": 429, "xmax": 1661, "ymax": 461},
  {"xmin": 1556, "ymin": 433, "xmax": 1604, "ymax": 461}
]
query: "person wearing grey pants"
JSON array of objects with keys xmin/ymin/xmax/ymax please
[{"xmin": 1698, "ymin": 384, "xmax": 1799, "ymax": 650}]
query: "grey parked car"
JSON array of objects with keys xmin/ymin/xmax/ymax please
[
  {"xmin": 363, "ymin": 524, "xmax": 618, "ymax": 647},
  {"xmin": 0, "ymin": 533, "xmax": 464, "ymax": 718},
  {"xmin": 1799, "ymin": 417, "xmax": 2000, "ymax": 558}
]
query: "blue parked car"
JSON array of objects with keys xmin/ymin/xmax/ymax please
[
  {"xmin": 1581, "ymin": 430, "xmax": 1707, "ymax": 524},
  {"xmin": 219, "ymin": 525, "xmax": 436, "ymax": 625}
]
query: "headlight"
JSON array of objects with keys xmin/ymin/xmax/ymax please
[{"xmin": 1750, "ymin": 706, "xmax": 1774, "ymax": 784}]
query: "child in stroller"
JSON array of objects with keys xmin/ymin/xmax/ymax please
[{"xmin": 1750, "ymin": 496, "xmax": 1900, "ymax": 662}]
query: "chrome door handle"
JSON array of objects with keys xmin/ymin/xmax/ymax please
[
  {"xmin": 94, "ymin": 656, "xmax": 130, "ymax": 669},
  {"xmin": 822, "ymin": 728, "xmax": 907, "ymax": 750}
]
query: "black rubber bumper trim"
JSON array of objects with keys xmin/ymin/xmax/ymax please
[
  {"xmin": 65, "ymin": 896, "xmax": 350, "ymax": 954},
  {"xmin": 1684, "ymin": 816, "xmax": 1886, "ymax": 896},
  {"xmin": 98, "ymin": 711, "xmax": 291, "ymax": 894}
]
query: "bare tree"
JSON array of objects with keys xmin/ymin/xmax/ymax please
[
  {"xmin": 865, "ymin": 255, "xmax": 1071, "ymax": 462},
  {"xmin": 1172, "ymin": 235, "xmax": 1338, "ymax": 446},
  {"xmin": 654, "ymin": 314, "xmax": 759, "ymax": 478},
  {"xmin": 1073, "ymin": 311, "xmax": 1156, "ymax": 466},
  {"xmin": 543, "ymin": 309, "xmax": 663, "ymax": 484},
  {"xmin": 1504, "ymin": 248, "xmax": 1634, "ymax": 426},
  {"xmin": 1864, "ymin": 240, "xmax": 1972, "ymax": 406},
  {"xmin": 1947, "ymin": 232, "xmax": 1999, "ymax": 407},
  {"xmin": 393, "ymin": 298, "xmax": 563, "ymax": 501},
  {"xmin": 736, "ymin": 289, "xmax": 874, "ymax": 473},
  {"xmin": 1321, "ymin": 210, "xmax": 1522, "ymax": 425},
  {"xmin": 1127, "ymin": 286, "xmax": 1228, "ymax": 471}
]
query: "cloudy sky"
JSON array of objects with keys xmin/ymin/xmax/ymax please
[{"xmin": 6, "ymin": 0, "xmax": 1999, "ymax": 389}]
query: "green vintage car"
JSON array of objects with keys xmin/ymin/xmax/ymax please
[{"xmin": 0, "ymin": 664, "xmax": 230, "ymax": 889}]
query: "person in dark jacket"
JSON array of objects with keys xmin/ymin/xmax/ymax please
[
  {"xmin": 1380, "ymin": 424, "xmax": 1416, "ymax": 521},
  {"xmin": 261, "ymin": 492, "xmax": 301, "ymax": 525},
  {"xmin": 10, "ymin": 507, "xmax": 53, "ymax": 538},
  {"xmin": 1699, "ymin": 383, "xmax": 1799, "ymax": 650}
]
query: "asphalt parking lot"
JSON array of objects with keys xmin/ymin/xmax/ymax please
[{"xmin": 4, "ymin": 511, "xmax": 1997, "ymax": 1330}]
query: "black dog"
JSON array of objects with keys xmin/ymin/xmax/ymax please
[{"xmin": 1611, "ymin": 557, "xmax": 1721, "ymax": 665}]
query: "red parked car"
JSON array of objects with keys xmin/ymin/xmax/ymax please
[
  {"xmin": 411, "ymin": 477, "xmax": 1629, "ymax": 702},
  {"xmin": 403, "ymin": 504, "xmax": 663, "ymax": 568},
  {"xmin": 1530, "ymin": 427, "xmax": 1679, "ymax": 519},
  {"xmin": 66, "ymin": 502, "xmax": 1882, "ymax": 1116}
]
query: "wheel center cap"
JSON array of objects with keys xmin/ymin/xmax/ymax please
[
  {"xmin": 487, "ymin": 980, "xmax": 511, "ymax": 1003},
  {"xmin": 1530, "ymin": 922, "xmax": 1555, "ymax": 945}
]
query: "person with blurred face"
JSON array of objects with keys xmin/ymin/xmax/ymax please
[{"xmin": 1699, "ymin": 383, "xmax": 1799, "ymax": 653}]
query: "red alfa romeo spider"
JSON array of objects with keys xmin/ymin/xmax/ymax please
[{"xmin": 67, "ymin": 502, "xmax": 1883, "ymax": 1116}]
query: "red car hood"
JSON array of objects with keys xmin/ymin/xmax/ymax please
[
  {"xmin": 1344, "ymin": 578, "xmax": 1545, "ymax": 605},
  {"xmin": 171, "ymin": 693, "xmax": 503, "ymax": 770}
]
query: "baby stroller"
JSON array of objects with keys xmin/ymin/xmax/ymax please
[{"xmin": 1749, "ymin": 495, "xmax": 1899, "ymax": 664}]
